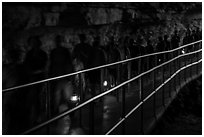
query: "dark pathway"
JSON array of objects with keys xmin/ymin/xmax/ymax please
[
  {"xmin": 71, "ymin": 55, "xmax": 201, "ymax": 134},
  {"xmin": 31, "ymin": 54, "xmax": 201, "ymax": 135}
]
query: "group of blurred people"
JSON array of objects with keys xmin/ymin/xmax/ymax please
[
  {"xmin": 21, "ymin": 26, "xmax": 202, "ymax": 115},
  {"xmin": 3, "ymin": 26, "xmax": 201, "ymax": 134},
  {"xmin": 15, "ymin": 27, "xmax": 202, "ymax": 85}
]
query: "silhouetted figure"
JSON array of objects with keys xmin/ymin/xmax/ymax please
[
  {"xmin": 157, "ymin": 36, "xmax": 165, "ymax": 52},
  {"xmin": 192, "ymin": 28, "xmax": 201, "ymax": 50},
  {"xmin": 140, "ymin": 45, "xmax": 147, "ymax": 56},
  {"xmin": 106, "ymin": 36, "xmax": 120, "ymax": 64},
  {"xmin": 187, "ymin": 29, "xmax": 198, "ymax": 52},
  {"xmin": 136, "ymin": 35, "xmax": 144, "ymax": 55},
  {"xmin": 164, "ymin": 35, "xmax": 170, "ymax": 51},
  {"xmin": 183, "ymin": 30, "xmax": 191, "ymax": 52},
  {"xmin": 24, "ymin": 36, "xmax": 48, "ymax": 79},
  {"xmin": 187, "ymin": 28, "xmax": 194, "ymax": 43},
  {"xmin": 146, "ymin": 39, "xmax": 155, "ymax": 68},
  {"xmin": 88, "ymin": 36, "xmax": 106, "ymax": 95},
  {"xmin": 128, "ymin": 38, "xmax": 141, "ymax": 57},
  {"xmin": 195, "ymin": 27, "xmax": 202, "ymax": 50},
  {"xmin": 120, "ymin": 36, "xmax": 131, "ymax": 82},
  {"xmin": 49, "ymin": 35, "xmax": 74, "ymax": 116},
  {"xmin": 183, "ymin": 31, "xmax": 190, "ymax": 45},
  {"xmin": 195, "ymin": 27, "xmax": 202, "ymax": 40},
  {"xmin": 191, "ymin": 30, "xmax": 197, "ymax": 42},
  {"xmin": 164, "ymin": 35, "xmax": 171, "ymax": 60},
  {"xmin": 139, "ymin": 36, "xmax": 148, "ymax": 72},
  {"xmin": 128, "ymin": 38, "xmax": 141, "ymax": 73},
  {"xmin": 73, "ymin": 34, "xmax": 92, "ymax": 69},
  {"xmin": 91, "ymin": 36, "xmax": 106, "ymax": 67},
  {"xmin": 157, "ymin": 36, "xmax": 165, "ymax": 64},
  {"xmin": 106, "ymin": 36, "xmax": 121, "ymax": 87},
  {"xmin": 171, "ymin": 30, "xmax": 180, "ymax": 49},
  {"xmin": 24, "ymin": 36, "xmax": 48, "ymax": 128},
  {"xmin": 123, "ymin": 36, "xmax": 131, "ymax": 59},
  {"xmin": 146, "ymin": 39, "xmax": 154, "ymax": 54},
  {"xmin": 50, "ymin": 35, "xmax": 73, "ymax": 77}
]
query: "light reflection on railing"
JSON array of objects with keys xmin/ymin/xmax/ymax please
[{"xmin": 2, "ymin": 40, "xmax": 202, "ymax": 135}]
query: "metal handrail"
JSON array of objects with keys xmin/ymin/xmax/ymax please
[
  {"xmin": 105, "ymin": 58, "xmax": 202, "ymax": 135},
  {"xmin": 2, "ymin": 40, "xmax": 202, "ymax": 93},
  {"xmin": 21, "ymin": 46, "xmax": 202, "ymax": 134}
]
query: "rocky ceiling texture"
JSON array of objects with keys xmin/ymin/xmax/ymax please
[{"xmin": 2, "ymin": 2, "xmax": 202, "ymax": 64}]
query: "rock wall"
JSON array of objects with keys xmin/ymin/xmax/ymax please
[
  {"xmin": 152, "ymin": 76, "xmax": 202, "ymax": 135},
  {"xmin": 2, "ymin": 2, "xmax": 202, "ymax": 64}
]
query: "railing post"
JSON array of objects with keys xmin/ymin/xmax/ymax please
[
  {"xmin": 196, "ymin": 43, "xmax": 201, "ymax": 75},
  {"xmin": 185, "ymin": 48, "xmax": 188, "ymax": 83},
  {"xmin": 169, "ymin": 52, "xmax": 172, "ymax": 98},
  {"xmin": 196, "ymin": 48, "xmax": 199, "ymax": 75},
  {"xmin": 127, "ymin": 60, "xmax": 131, "ymax": 92},
  {"xmin": 139, "ymin": 57, "xmax": 144, "ymax": 135},
  {"xmin": 181, "ymin": 50, "xmax": 185, "ymax": 86},
  {"xmin": 147, "ymin": 55, "xmax": 149, "ymax": 71},
  {"xmin": 178, "ymin": 49, "xmax": 181, "ymax": 90},
  {"xmin": 122, "ymin": 85, "xmax": 126, "ymax": 134},
  {"xmin": 88, "ymin": 73, "xmax": 95, "ymax": 135},
  {"xmin": 140, "ymin": 76, "xmax": 144, "ymax": 135},
  {"xmin": 153, "ymin": 54, "xmax": 157, "ymax": 120},
  {"xmin": 190, "ymin": 47, "xmax": 193, "ymax": 80},
  {"xmin": 192, "ymin": 43, "xmax": 195, "ymax": 78},
  {"xmin": 89, "ymin": 101, "xmax": 94, "ymax": 134},
  {"xmin": 45, "ymin": 81, "xmax": 50, "ymax": 134},
  {"xmin": 173, "ymin": 51, "xmax": 177, "ymax": 94},
  {"xmin": 185, "ymin": 49, "xmax": 188, "ymax": 83},
  {"xmin": 101, "ymin": 68, "xmax": 104, "ymax": 95},
  {"xmin": 162, "ymin": 55, "xmax": 165, "ymax": 108},
  {"xmin": 176, "ymin": 49, "xmax": 179, "ymax": 93},
  {"xmin": 116, "ymin": 64, "xmax": 121, "ymax": 102},
  {"xmin": 79, "ymin": 73, "xmax": 83, "ymax": 126}
]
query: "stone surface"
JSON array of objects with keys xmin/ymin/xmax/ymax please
[
  {"xmin": 2, "ymin": 2, "xmax": 202, "ymax": 64},
  {"xmin": 151, "ymin": 76, "xmax": 202, "ymax": 135}
]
